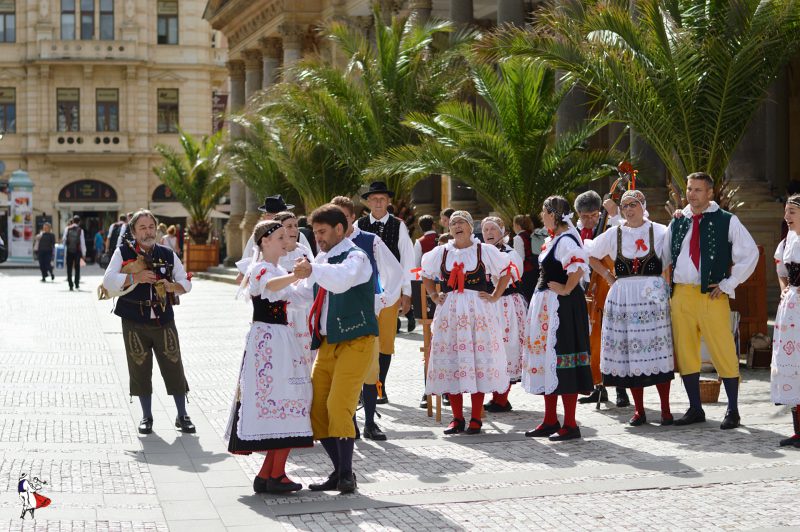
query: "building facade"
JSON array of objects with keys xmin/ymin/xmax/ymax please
[{"xmin": 0, "ymin": 0, "xmax": 227, "ymax": 259}]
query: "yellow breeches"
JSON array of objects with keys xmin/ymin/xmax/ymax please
[
  {"xmin": 363, "ymin": 337, "xmax": 380, "ymax": 386},
  {"xmin": 310, "ymin": 335, "xmax": 375, "ymax": 439},
  {"xmin": 670, "ymin": 284, "xmax": 739, "ymax": 378},
  {"xmin": 377, "ymin": 300, "xmax": 400, "ymax": 355}
]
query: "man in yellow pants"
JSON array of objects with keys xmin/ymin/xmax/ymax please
[
  {"xmin": 294, "ymin": 205, "xmax": 378, "ymax": 494},
  {"xmin": 664, "ymin": 172, "xmax": 757, "ymax": 430}
]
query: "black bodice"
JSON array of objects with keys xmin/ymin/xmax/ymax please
[
  {"xmin": 536, "ymin": 233, "xmax": 581, "ymax": 291},
  {"xmin": 441, "ymin": 244, "xmax": 490, "ymax": 293},
  {"xmin": 613, "ymin": 224, "xmax": 663, "ymax": 278},
  {"xmin": 788, "ymin": 263, "xmax": 800, "ymax": 287},
  {"xmin": 486, "ymin": 244, "xmax": 520, "ymax": 296},
  {"xmin": 252, "ymin": 297, "xmax": 288, "ymax": 325}
]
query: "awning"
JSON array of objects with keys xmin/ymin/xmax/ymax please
[{"xmin": 149, "ymin": 202, "xmax": 230, "ymax": 219}]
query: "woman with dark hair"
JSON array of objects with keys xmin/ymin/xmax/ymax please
[
  {"xmin": 522, "ymin": 196, "xmax": 593, "ymax": 441},
  {"xmin": 226, "ymin": 220, "xmax": 313, "ymax": 494},
  {"xmin": 512, "ymin": 214, "xmax": 538, "ymax": 302}
]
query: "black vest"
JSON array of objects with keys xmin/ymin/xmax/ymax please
[
  {"xmin": 357, "ymin": 215, "xmax": 402, "ymax": 261},
  {"xmin": 613, "ymin": 224, "xmax": 662, "ymax": 278},
  {"xmin": 252, "ymin": 297, "xmax": 288, "ymax": 325},
  {"xmin": 114, "ymin": 243, "xmax": 176, "ymax": 325},
  {"xmin": 537, "ymin": 234, "xmax": 582, "ymax": 291}
]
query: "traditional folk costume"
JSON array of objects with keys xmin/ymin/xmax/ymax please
[
  {"xmin": 484, "ymin": 240, "xmax": 527, "ymax": 413},
  {"xmin": 664, "ymin": 200, "xmax": 758, "ymax": 429},
  {"xmin": 586, "ymin": 213, "xmax": 675, "ymax": 426},
  {"xmin": 356, "ymin": 182, "xmax": 415, "ymax": 404},
  {"xmin": 522, "ymin": 228, "xmax": 593, "ymax": 440},
  {"xmin": 225, "ymin": 260, "xmax": 313, "ymax": 491},
  {"xmin": 278, "ymin": 243, "xmax": 315, "ymax": 357},
  {"xmin": 421, "ymin": 224, "xmax": 511, "ymax": 435},
  {"xmin": 772, "ymin": 230, "xmax": 800, "ymax": 447},
  {"xmin": 102, "ymin": 239, "xmax": 194, "ymax": 434},
  {"xmin": 513, "ymin": 230, "xmax": 539, "ymax": 302},
  {"xmin": 414, "ymin": 230, "xmax": 439, "ymax": 268},
  {"xmin": 349, "ymin": 225, "xmax": 403, "ymax": 440},
  {"xmin": 297, "ymin": 237, "xmax": 378, "ymax": 492}
]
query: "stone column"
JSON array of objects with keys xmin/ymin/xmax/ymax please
[
  {"xmin": 765, "ymin": 72, "xmax": 790, "ymax": 192},
  {"xmin": 409, "ymin": 0, "xmax": 433, "ymax": 25},
  {"xmin": 279, "ymin": 24, "xmax": 305, "ymax": 79},
  {"xmin": 450, "ymin": 0, "xmax": 474, "ymax": 25},
  {"xmin": 240, "ymin": 50, "xmax": 265, "ymax": 250},
  {"xmin": 223, "ymin": 60, "xmax": 246, "ymax": 265},
  {"xmin": 260, "ymin": 37, "xmax": 282, "ymax": 89},
  {"xmin": 555, "ymin": 74, "xmax": 588, "ymax": 137},
  {"xmin": 497, "ymin": 0, "xmax": 526, "ymax": 26},
  {"xmin": 630, "ymin": 129, "xmax": 667, "ymax": 185}
]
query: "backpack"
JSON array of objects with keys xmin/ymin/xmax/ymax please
[
  {"xmin": 66, "ymin": 226, "xmax": 81, "ymax": 253},
  {"xmin": 108, "ymin": 222, "xmax": 123, "ymax": 249}
]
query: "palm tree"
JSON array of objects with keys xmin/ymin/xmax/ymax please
[
  {"xmin": 153, "ymin": 130, "xmax": 229, "ymax": 244},
  {"xmin": 483, "ymin": 0, "xmax": 800, "ymax": 205},
  {"xmin": 252, "ymin": 6, "xmax": 473, "ymax": 212},
  {"xmin": 366, "ymin": 57, "xmax": 623, "ymax": 223}
]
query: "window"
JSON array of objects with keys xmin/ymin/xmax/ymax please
[
  {"xmin": 0, "ymin": 87, "xmax": 15, "ymax": 133},
  {"xmin": 157, "ymin": 0, "xmax": 178, "ymax": 45},
  {"xmin": 0, "ymin": 0, "xmax": 15, "ymax": 43},
  {"xmin": 99, "ymin": 0, "xmax": 113, "ymax": 40},
  {"xmin": 57, "ymin": 88, "xmax": 80, "ymax": 132},
  {"xmin": 61, "ymin": 0, "xmax": 75, "ymax": 40},
  {"xmin": 80, "ymin": 0, "xmax": 94, "ymax": 39},
  {"xmin": 157, "ymin": 89, "xmax": 178, "ymax": 133},
  {"xmin": 96, "ymin": 89, "xmax": 118, "ymax": 131}
]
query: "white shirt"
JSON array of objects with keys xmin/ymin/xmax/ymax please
[
  {"xmin": 495, "ymin": 243, "xmax": 524, "ymax": 285},
  {"xmin": 102, "ymin": 244, "xmax": 192, "ymax": 318},
  {"xmin": 775, "ymin": 231, "xmax": 800, "ymax": 278},
  {"xmin": 369, "ymin": 213, "xmax": 414, "ymax": 297},
  {"xmin": 512, "ymin": 234, "xmax": 528, "ymax": 262},
  {"xmin": 662, "ymin": 201, "xmax": 758, "ymax": 297},
  {"xmin": 420, "ymin": 240, "xmax": 514, "ymax": 282},
  {"xmin": 247, "ymin": 261, "xmax": 308, "ymax": 305},
  {"xmin": 585, "ymin": 220, "xmax": 669, "ymax": 262},
  {"xmin": 239, "ymin": 231, "xmax": 315, "ymax": 274},
  {"xmin": 296, "ymin": 238, "xmax": 373, "ymax": 336},
  {"xmin": 278, "ymin": 243, "xmax": 314, "ymax": 273},
  {"xmin": 61, "ymin": 224, "xmax": 87, "ymax": 256},
  {"xmin": 539, "ymin": 231, "xmax": 591, "ymax": 283},
  {"xmin": 413, "ymin": 230, "xmax": 438, "ymax": 268},
  {"xmin": 350, "ymin": 225, "xmax": 403, "ymax": 312}
]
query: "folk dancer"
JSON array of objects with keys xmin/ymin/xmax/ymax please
[
  {"xmin": 480, "ymin": 216, "xmax": 527, "ymax": 413},
  {"xmin": 664, "ymin": 172, "xmax": 758, "ymax": 429},
  {"xmin": 292, "ymin": 205, "xmax": 379, "ymax": 494},
  {"xmin": 421, "ymin": 211, "xmax": 512, "ymax": 435},
  {"xmin": 585, "ymin": 190, "xmax": 675, "ymax": 426},
  {"xmin": 226, "ymin": 221, "xmax": 313, "ymax": 494},
  {"xmin": 102, "ymin": 210, "xmax": 194, "ymax": 435},
  {"xmin": 574, "ymin": 190, "xmax": 630, "ymax": 408},
  {"xmin": 356, "ymin": 181, "xmax": 415, "ymax": 404},
  {"xmin": 771, "ymin": 194, "xmax": 800, "ymax": 447},
  {"xmin": 522, "ymin": 196, "xmax": 593, "ymax": 441},
  {"xmin": 331, "ymin": 196, "xmax": 403, "ymax": 441},
  {"xmin": 512, "ymin": 214, "xmax": 539, "ymax": 302}
]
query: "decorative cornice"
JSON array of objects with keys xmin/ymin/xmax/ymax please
[
  {"xmin": 278, "ymin": 23, "xmax": 307, "ymax": 50},
  {"xmin": 226, "ymin": 0, "xmax": 284, "ymax": 50},
  {"xmin": 226, "ymin": 60, "xmax": 246, "ymax": 80}
]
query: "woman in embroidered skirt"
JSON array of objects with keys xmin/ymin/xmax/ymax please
[
  {"xmin": 480, "ymin": 216, "xmax": 528, "ymax": 413},
  {"xmin": 421, "ymin": 211, "xmax": 512, "ymax": 435},
  {"xmin": 226, "ymin": 220, "xmax": 313, "ymax": 494},
  {"xmin": 772, "ymin": 194, "xmax": 800, "ymax": 448},
  {"xmin": 585, "ymin": 190, "xmax": 674, "ymax": 426},
  {"xmin": 275, "ymin": 211, "xmax": 315, "ymax": 358},
  {"xmin": 522, "ymin": 196, "xmax": 593, "ymax": 441}
]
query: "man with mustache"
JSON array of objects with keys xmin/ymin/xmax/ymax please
[{"xmin": 102, "ymin": 209, "xmax": 195, "ymax": 435}]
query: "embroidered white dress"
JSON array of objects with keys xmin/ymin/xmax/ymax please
[
  {"xmin": 421, "ymin": 241, "xmax": 510, "ymax": 395},
  {"xmin": 225, "ymin": 261, "xmax": 313, "ymax": 452},
  {"xmin": 772, "ymin": 232, "xmax": 800, "ymax": 405},
  {"xmin": 492, "ymin": 244, "xmax": 528, "ymax": 382},
  {"xmin": 585, "ymin": 222, "xmax": 674, "ymax": 387},
  {"xmin": 279, "ymin": 243, "xmax": 314, "ymax": 357}
]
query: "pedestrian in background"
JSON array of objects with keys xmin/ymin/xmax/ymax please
[
  {"xmin": 36, "ymin": 223, "xmax": 56, "ymax": 282},
  {"xmin": 161, "ymin": 225, "xmax": 181, "ymax": 256},
  {"xmin": 94, "ymin": 229, "xmax": 104, "ymax": 263},
  {"xmin": 156, "ymin": 223, "xmax": 167, "ymax": 243},
  {"xmin": 62, "ymin": 215, "xmax": 86, "ymax": 291}
]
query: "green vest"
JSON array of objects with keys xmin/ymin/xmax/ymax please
[
  {"xmin": 669, "ymin": 208, "xmax": 733, "ymax": 294},
  {"xmin": 310, "ymin": 246, "xmax": 378, "ymax": 350}
]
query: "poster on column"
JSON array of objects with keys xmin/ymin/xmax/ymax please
[{"xmin": 9, "ymin": 189, "xmax": 33, "ymax": 258}]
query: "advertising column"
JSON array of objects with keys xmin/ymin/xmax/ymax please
[{"xmin": 7, "ymin": 169, "xmax": 34, "ymax": 263}]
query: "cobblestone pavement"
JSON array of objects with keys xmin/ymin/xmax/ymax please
[{"xmin": 1, "ymin": 268, "xmax": 798, "ymax": 530}]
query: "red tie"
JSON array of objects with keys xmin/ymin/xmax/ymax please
[
  {"xmin": 580, "ymin": 227, "xmax": 594, "ymax": 242},
  {"xmin": 308, "ymin": 287, "xmax": 327, "ymax": 340},
  {"xmin": 689, "ymin": 214, "xmax": 702, "ymax": 270}
]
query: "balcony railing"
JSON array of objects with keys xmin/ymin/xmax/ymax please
[
  {"xmin": 48, "ymin": 132, "xmax": 129, "ymax": 153},
  {"xmin": 35, "ymin": 40, "xmax": 141, "ymax": 62}
]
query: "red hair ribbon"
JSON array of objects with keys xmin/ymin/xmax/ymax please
[
  {"xmin": 635, "ymin": 239, "xmax": 647, "ymax": 252},
  {"xmin": 410, "ymin": 267, "xmax": 422, "ymax": 280},
  {"xmin": 502, "ymin": 262, "xmax": 520, "ymax": 287},
  {"xmin": 255, "ymin": 267, "xmax": 267, "ymax": 281},
  {"xmin": 565, "ymin": 257, "xmax": 585, "ymax": 269},
  {"xmin": 447, "ymin": 262, "xmax": 466, "ymax": 293}
]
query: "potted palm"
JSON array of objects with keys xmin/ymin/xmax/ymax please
[{"xmin": 153, "ymin": 129, "xmax": 229, "ymax": 271}]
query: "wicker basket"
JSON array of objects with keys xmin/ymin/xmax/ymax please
[{"xmin": 699, "ymin": 378, "xmax": 721, "ymax": 403}]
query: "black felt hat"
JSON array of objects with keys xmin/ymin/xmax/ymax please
[
  {"xmin": 258, "ymin": 194, "xmax": 295, "ymax": 213},
  {"xmin": 360, "ymin": 181, "xmax": 395, "ymax": 200}
]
